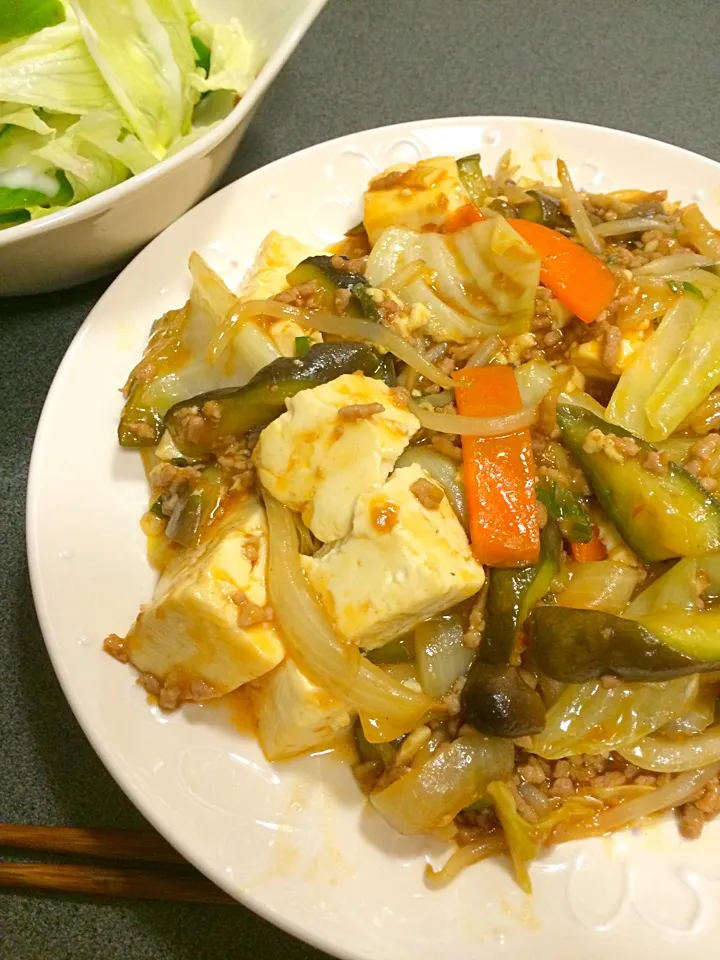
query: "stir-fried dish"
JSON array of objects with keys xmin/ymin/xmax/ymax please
[{"xmin": 106, "ymin": 150, "xmax": 720, "ymax": 891}]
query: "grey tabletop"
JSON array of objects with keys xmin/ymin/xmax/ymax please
[{"xmin": 2, "ymin": 1, "xmax": 719, "ymax": 957}]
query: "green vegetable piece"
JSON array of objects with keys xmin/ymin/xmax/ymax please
[
  {"xmin": 164, "ymin": 466, "xmax": 223, "ymax": 547},
  {"xmin": 148, "ymin": 497, "xmax": 165, "ymax": 518},
  {"xmin": 286, "ymin": 255, "xmax": 377, "ymax": 319},
  {"xmin": 457, "ymin": 153, "xmax": 489, "ymax": 208},
  {"xmin": 556, "ymin": 404, "xmax": 720, "ymax": 562},
  {"xmin": 0, "ymin": 183, "xmax": 58, "ymax": 213},
  {"xmin": 0, "ymin": 0, "xmax": 66, "ymax": 42},
  {"xmin": 480, "ymin": 521, "xmax": 562, "ymax": 665},
  {"xmin": 461, "ymin": 662, "xmax": 546, "ymax": 738},
  {"xmin": 294, "ymin": 335, "xmax": 311, "ymax": 357},
  {"xmin": 667, "ymin": 279, "xmax": 705, "ymax": 300},
  {"xmin": 536, "ymin": 480, "xmax": 592, "ymax": 543},
  {"xmin": 529, "ymin": 606, "xmax": 720, "ymax": 682},
  {"xmin": 353, "ymin": 717, "xmax": 397, "ymax": 767},
  {"xmin": 366, "ymin": 634, "xmax": 415, "ymax": 664},
  {"xmin": 0, "ymin": 208, "xmax": 31, "ymax": 228},
  {"xmin": 192, "ymin": 35, "xmax": 212, "ymax": 74},
  {"xmin": 517, "ymin": 190, "xmax": 572, "ymax": 230},
  {"xmin": 165, "ymin": 342, "xmax": 393, "ymax": 457}
]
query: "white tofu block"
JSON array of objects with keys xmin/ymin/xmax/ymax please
[
  {"xmin": 127, "ymin": 494, "xmax": 284, "ymax": 699},
  {"xmin": 237, "ymin": 231, "xmax": 324, "ymax": 355},
  {"xmin": 303, "ymin": 464, "xmax": 485, "ymax": 649},
  {"xmin": 254, "ymin": 374, "xmax": 420, "ymax": 542},
  {"xmin": 252, "ymin": 659, "xmax": 352, "ymax": 761}
]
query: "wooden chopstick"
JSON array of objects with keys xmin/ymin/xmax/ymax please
[
  {"xmin": 0, "ymin": 824, "xmax": 186, "ymax": 865},
  {"xmin": 0, "ymin": 863, "xmax": 235, "ymax": 904},
  {"xmin": 0, "ymin": 824, "xmax": 235, "ymax": 904}
]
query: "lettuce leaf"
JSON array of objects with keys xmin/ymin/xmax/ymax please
[
  {"xmin": 0, "ymin": 0, "xmax": 66, "ymax": 43},
  {"xmin": 191, "ymin": 18, "xmax": 264, "ymax": 96},
  {"xmin": 69, "ymin": 0, "xmax": 201, "ymax": 159},
  {"xmin": 69, "ymin": 111, "xmax": 155, "ymax": 174},
  {"xmin": 34, "ymin": 123, "xmax": 129, "ymax": 204},
  {"xmin": 0, "ymin": 102, "xmax": 54, "ymax": 135},
  {"xmin": 0, "ymin": 17, "xmax": 117, "ymax": 114}
]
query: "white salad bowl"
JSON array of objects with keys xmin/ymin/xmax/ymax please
[
  {"xmin": 0, "ymin": 0, "xmax": 327, "ymax": 297},
  {"xmin": 28, "ymin": 118, "xmax": 720, "ymax": 960}
]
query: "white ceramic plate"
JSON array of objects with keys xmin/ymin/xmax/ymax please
[{"xmin": 28, "ymin": 118, "xmax": 720, "ymax": 960}]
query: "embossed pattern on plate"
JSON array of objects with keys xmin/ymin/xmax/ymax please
[{"xmin": 27, "ymin": 118, "xmax": 720, "ymax": 960}]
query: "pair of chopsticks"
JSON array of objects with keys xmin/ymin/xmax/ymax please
[{"xmin": 0, "ymin": 824, "xmax": 234, "ymax": 904}]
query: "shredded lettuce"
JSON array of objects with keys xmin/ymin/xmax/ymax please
[
  {"xmin": 0, "ymin": 0, "xmax": 66, "ymax": 44},
  {"xmin": 0, "ymin": 2, "xmax": 262, "ymax": 228},
  {"xmin": 191, "ymin": 19, "xmax": 264, "ymax": 96},
  {"xmin": 69, "ymin": 0, "xmax": 201, "ymax": 159},
  {"xmin": 0, "ymin": 17, "xmax": 117, "ymax": 114}
]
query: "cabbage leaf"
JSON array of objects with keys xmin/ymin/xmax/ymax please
[
  {"xmin": 529, "ymin": 675, "xmax": 699, "ymax": 759},
  {"xmin": 606, "ymin": 296, "xmax": 703, "ymax": 440},
  {"xmin": 366, "ymin": 220, "xmax": 541, "ymax": 341}
]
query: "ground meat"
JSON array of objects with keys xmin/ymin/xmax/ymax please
[
  {"xmin": 148, "ymin": 462, "xmax": 202, "ymax": 515},
  {"xmin": 643, "ymin": 450, "xmax": 666, "ymax": 474},
  {"xmin": 231, "ymin": 590, "xmax": 274, "ymax": 628},
  {"xmin": 201, "ymin": 399, "xmax": 223, "ymax": 423},
  {"xmin": 136, "ymin": 671, "xmax": 216, "ymax": 711},
  {"xmin": 431, "ymin": 434, "xmax": 463, "ymax": 461},
  {"xmin": 275, "ymin": 280, "xmax": 324, "ymax": 311},
  {"xmin": 123, "ymin": 420, "xmax": 158, "ymax": 441},
  {"xmin": 601, "ymin": 323, "xmax": 622, "ymax": 369},
  {"xmin": 582, "ymin": 428, "xmax": 639, "ymax": 462},
  {"xmin": 338, "ymin": 402, "xmax": 385, "ymax": 421},
  {"xmin": 214, "ymin": 435, "xmax": 256, "ymax": 491},
  {"xmin": 531, "ymin": 287, "xmax": 554, "ymax": 331},
  {"xmin": 463, "ymin": 583, "xmax": 488, "ymax": 650},
  {"xmin": 242, "ymin": 535, "xmax": 261, "ymax": 566},
  {"xmin": 330, "ymin": 254, "xmax": 367, "ymax": 275},
  {"xmin": 103, "ymin": 633, "xmax": 129, "ymax": 663},
  {"xmin": 334, "ymin": 288, "xmax": 352, "ymax": 314},
  {"xmin": 171, "ymin": 405, "xmax": 206, "ymax": 448},
  {"xmin": 368, "ymin": 170, "xmax": 407, "ymax": 191},
  {"xmin": 409, "ymin": 478, "xmax": 444, "ymax": 509},
  {"xmin": 390, "ymin": 386, "xmax": 411, "ymax": 409}
]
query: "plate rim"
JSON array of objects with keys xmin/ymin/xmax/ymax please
[{"xmin": 26, "ymin": 114, "xmax": 720, "ymax": 959}]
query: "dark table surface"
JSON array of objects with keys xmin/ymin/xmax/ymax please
[{"xmin": 2, "ymin": 1, "xmax": 719, "ymax": 957}]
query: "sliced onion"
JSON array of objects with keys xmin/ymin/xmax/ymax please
[
  {"xmin": 370, "ymin": 733, "xmax": 514, "ymax": 835},
  {"xmin": 409, "ymin": 398, "xmax": 536, "ymax": 436},
  {"xmin": 556, "ymin": 560, "xmax": 641, "ymax": 615},
  {"xmin": 396, "ymin": 446, "xmax": 468, "ymax": 528},
  {"xmin": 415, "ymin": 612, "xmax": 474, "ymax": 699},
  {"xmin": 236, "ymin": 300, "xmax": 457, "ymax": 389},
  {"xmin": 636, "ymin": 253, "xmax": 718, "ymax": 276},
  {"xmin": 263, "ymin": 491, "xmax": 432, "ymax": 738},
  {"xmin": 681, "ymin": 204, "xmax": 720, "ymax": 261},
  {"xmin": 595, "ymin": 217, "xmax": 675, "ymax": 238},
  {"xmin": 425, "ymin": 833, "xmax": 507, "ymax": 888},
  {"xmin": 618, "ymin": 725, "xmax": 720, "ymax": 773},
  {"xmin": 557, "ymin": 159, "xmax": 604, "ymax": 256},
  {"xmin": 466, "ymin": 335, "xmax": 501, "ymax": 368},
  {"xmin": 596, "ymin": 762, "xmax": 720, "ymax": 831}
]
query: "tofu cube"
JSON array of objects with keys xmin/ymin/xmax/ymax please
[
  {"xmin": 303, "ymin": 464, "xmax": 485, "ymax": 649},
  {"xmin": 252, "ymin": 659, "xmax": 352, "ymax": 761},
  {"xmin": 363, "ymin": 157, "xmax": 469, "ymax": 244},
  {"xmin": 237, "ymin": 231, "xmax": 324, "ymax": 355},
  {"xmin": 127, "ymin": 494, "xmax": 284, "ymax": 700},
  {"xmin": 254, "ymin": 374, "xmax": 420, "ymax": 542}
]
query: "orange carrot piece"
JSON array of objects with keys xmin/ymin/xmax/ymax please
[
  {"xmin": 441, "ymin": 203, "xmax": 484, "ymax": 233},
  {"xmin": 508, "ymin": 219, "xmax": 616, "ymax": 323},
  {"xmin": 570, "ymin": 527, "xmax": 607, "ymax": 562},
  {"xmin": 453, "ymin": 366, "xmax": 540, "ymax": 566}
]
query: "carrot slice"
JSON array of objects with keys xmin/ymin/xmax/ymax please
[
  {"xmin": 441, "ymin": 203, "xmax": 484, "ymax": 233},
  {"xmin": 453, "ymin": 366, "xmax": 540, "ymax": 566},
  {"xmin": 508, "ymin": 219, "xmax": 616, "ymax": 323},
  {"xmin": 570, "ymin": 527, "xmax": 607, "ymax": 562}
]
